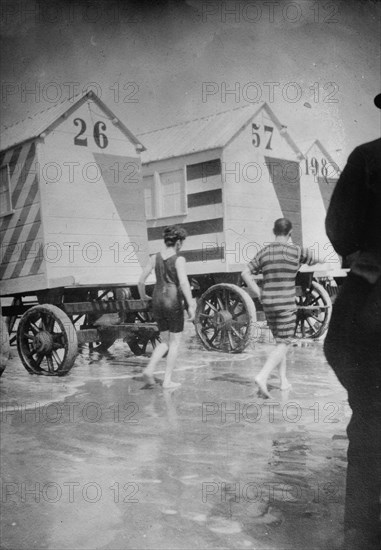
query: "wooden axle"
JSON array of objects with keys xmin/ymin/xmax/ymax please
[
  {"xmin": 77, "ymin": 323, "xmax": 159, "ymax": 344},
  {"xmin": 63, "ymin": 299, "xmax": 151, "ymax": 316}
]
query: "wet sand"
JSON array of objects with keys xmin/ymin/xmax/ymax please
[{"xmin": 0, "ymin": 324, "xmax": 349, "ymax": 549}]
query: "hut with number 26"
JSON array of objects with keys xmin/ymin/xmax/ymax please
[{"xmin": 0, "ymin": 91, "xmax": 149, "ymax": 298}]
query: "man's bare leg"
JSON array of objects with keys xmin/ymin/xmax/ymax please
[
  {"xmin": 279, "ymin": 353, "xmax": 292, "ymax": 390},
  {"xmin": 255, "ymin": 343, "xmax": 288, "ymax": 398}
]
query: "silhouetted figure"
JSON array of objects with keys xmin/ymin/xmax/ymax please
[{"xmin": 324, "ymin": 94, "xmax": 381, "ymax": 550}]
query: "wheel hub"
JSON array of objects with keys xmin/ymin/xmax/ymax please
[
  {"xmin": 33, "ymin": 331, "xmax": 54, "ymax": 353},
  {"xmin": 216, "ymin": 310, "xmax": 233, "ymax": 328}
]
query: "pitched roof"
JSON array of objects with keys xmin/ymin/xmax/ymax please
[
  {"xmin": 302, "ymin": 138, "xmax": 341, "ymax": 174},
  {"xmin": 0, "ymin": 91, "xmax": 145, "ymax": 153},
  {"xmin": 138, "ymin": 103, "xmax": 304, "ymax": 164}
]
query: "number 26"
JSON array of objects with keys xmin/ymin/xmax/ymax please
[{"xmin": 74, "ymin": 118, "xmax": 109, "ymax": 149}]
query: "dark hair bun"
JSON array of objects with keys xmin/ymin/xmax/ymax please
[{"xmin": 163, "ymin": 225, "xmax": 188, "ymax": 245}]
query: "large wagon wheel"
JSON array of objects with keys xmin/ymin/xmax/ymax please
[
  {"xmin": 295, "ymin": 281, "xmax": 332, "ymax": 339},
  {"xmin": 125, "ymin": 333, "xmax": 161, "ymax": 356},
  {"xmin": 17, "ymin": 304, "xmax": 78, "ymax": 376},
  {"xmin": 195, "ymin": 283, "xmax": 257, "ymax": 353},
  {"xmin": 1, "ymin": 314, "xmax": 10, "ymax": 376}
]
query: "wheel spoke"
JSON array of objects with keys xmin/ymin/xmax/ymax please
[
  {"xmin": 227, "ymin": 297, "xmax": 238, "ymax": 313},
  {"xmin": 52, "ymin": 333, "xmax": 65, "ymax": 349},
  {"xmin": 216, "ymin": 295, "xmax": 224, "ymax": 311},
  {"xmin": 232, "ymin": 310, "xmax": 246, "ymax": 320},
  {"xmin": 46, "ymin": 355, "xmax": 55, "ymax": 372},
  {"xmin": 306, "ymin": 317, "xmax": 315, "ymax": 331},
  {"xmin": 205, "ymin": 300, "xmax": 218, "ymax": 313},
  {"xmin": 44, "ymin": 314, "xmax": 55, "ymax": 332},
  {"xmin": 52, "ymin": 350, "xmax": 62, "ymax": 366},
  {"xmin": 202, "ymin": 318, "xmax": 216, "ymax": 329},
  {"xmin": 232, "ymin": 319, "xmax": 247, "ymax": 328},
  {"xmin": 231, "ymin": 325, "xmax": 244, "ymax": 340},
  {"xmin": 35, "ymin": 353, "xmax": 44, "ymax": 368},
  {"xmin": 309, "ymin": 313, "xmax": 323, "ymax": 323},
  {"xmin": 206, "ymin": 327, "xmax": 220, "ymax": 344},
  {"xmin": 199, "ymin": 312, "xmax": 215, "ymax": 320},
  {"xmin": 223, "ymin": 289, "xmax": 230, "ymax": 310},
  {"xmin": 195, "ymin": 284, "xmax": 256, "ymax": 352},
  {"xmin": 18, "ymin": 304, "xmax": 78, "ymax": 375},
  {"xmin": 219, "ymin": 326, "xmax": 227, "ymax": 346},
  {"xmin": 29, "ymin": 322, "xmax": 40, "ymax": 335},
  {"xmin": 308, "ymin": 295, "xmax": 321, "ymax": 307},
  {"xmin": 227, "ymin": 330, "xmax": 235, "ymax": 350}
]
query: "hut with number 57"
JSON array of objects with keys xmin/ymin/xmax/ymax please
[
  {"xmin": 138, "ymin": 103, "xmax": 345, "ymax": 347},
  {"xmin": 139, "ymin": 103, "xmax": 342, "ymax": 273}
]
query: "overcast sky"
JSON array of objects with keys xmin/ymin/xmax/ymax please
[{"xmin": 1, "ymin": 0, "xmax": 380, "ymax": 165}]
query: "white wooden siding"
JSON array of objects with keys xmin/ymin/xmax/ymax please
[{"xmin": 37, "ymin": 101, "xmax": 148, "ymax": 286}]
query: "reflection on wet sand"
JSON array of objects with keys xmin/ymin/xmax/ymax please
[{"xmin": 1, "ymin": 326, "xmax": 348, "ymax": 549}]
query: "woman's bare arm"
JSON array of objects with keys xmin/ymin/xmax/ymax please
[
  {"xmin": 175, "ymin": 256, "xmax": 196, "ymax": 320},
  {"xmin": 138, "ymin": 255, "xmax": 155, "ymax": 300}
]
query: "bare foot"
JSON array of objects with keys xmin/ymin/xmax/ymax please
[
  {"xmin": 280, "ymin": 381, "xmax": 292, "ymax": 391},
  {"xmin": 143, "ymin": 372, "xmax": 155, "ymax": 386},
  {"xmin": 254, "ymin": 376, "xmax": 271, "ymax": 399},
  {"xmin": 163, "ymin": 381, "xmax": 181, "ymax": 389}
]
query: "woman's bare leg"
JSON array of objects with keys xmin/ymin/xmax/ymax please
[
  {"xmin": 144, "ymin": 331, "xmax": 169, "ymax": 384},
  {"xmin": 163, "ymin": 331, "xmax": 182, "ymax": 388}
]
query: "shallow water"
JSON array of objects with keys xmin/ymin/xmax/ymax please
[{"xmin": 1, "ymin": 324, "xmax": 349, "ymax": 549}]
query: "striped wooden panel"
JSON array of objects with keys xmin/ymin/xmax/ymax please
[
  {"xmin": 147, "ymin": 232, "xmax": 225, "ymax": 271},
  {"xmin": 186, "ymin": 159, "xmax": 221, "ymax": 181},
  {"xmin": 145, "ymin": 156, "xmax": 225, "ymax": 270},
  {"xmin": 180, "ymin": 246, "xmax": 224, "ymax": 262},
  {"xmin": 147, "ymin": 218, "xmax": 223, "ymax": 240},
  {"xmin": 187, "ymin": 189, "xmax": 222, "ymax": 208},
  {"xmin": 0, "ymin": 141, "xmax": 45, "ymax": 293}
]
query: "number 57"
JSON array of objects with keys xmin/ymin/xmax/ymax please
[{"xmin": 251, "ymin": 123, "xmax": 273, "ymax": 150}]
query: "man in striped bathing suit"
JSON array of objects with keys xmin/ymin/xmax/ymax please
[{"xmin": 241, "ymin": 218, "xmax": 318, "ymax": 398}]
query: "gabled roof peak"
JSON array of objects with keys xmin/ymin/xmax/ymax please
[
  {"xmin": 0, "ymin": 90, "xmax": 145, "ymax": 153},
  {"xmin": 138, "ymin": 103, "xmax": 255, "ymax": 136},
  {"xmin": 139, "ymin": 102, "xmax": 303, "ymax": 164}
]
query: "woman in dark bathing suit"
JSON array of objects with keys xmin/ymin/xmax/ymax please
[{"xmin": 138, "ymin": 225, "xmax": 196, "ymax": 389}]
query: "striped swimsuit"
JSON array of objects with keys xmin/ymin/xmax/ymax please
[{"xmin": 248, "ymin": 243, "xmax": 316, "ymax": 342}]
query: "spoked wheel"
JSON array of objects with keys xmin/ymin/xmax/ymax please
[
  {"xmin": 295, "ymin": 281, "xmax": 332, "ymax": 339},
  {"xmin": 1, "ymin": 314, "xmax": 10, "ymax": 376},
  {"xmin": 136, "ymin": 311, "xmax": 154, "ymax": 323},
  {"xmin": 125, "ymin": 333, "xmax": 161, "ymax": 356},
  {"xmin": 90, "ymin": 338, "xmax": 117, "ymax": 353},
  {"xmin": 17, "ymin": 304, "xmax": 78, "ymax": 375},
  {"xmin": 195, "ymin": 283, "xmax": 257, "ymax": 353}
]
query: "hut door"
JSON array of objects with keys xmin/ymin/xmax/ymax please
[{"xmin": 264, "ymin": 156, "xmax": 302, "ymax": 246}]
